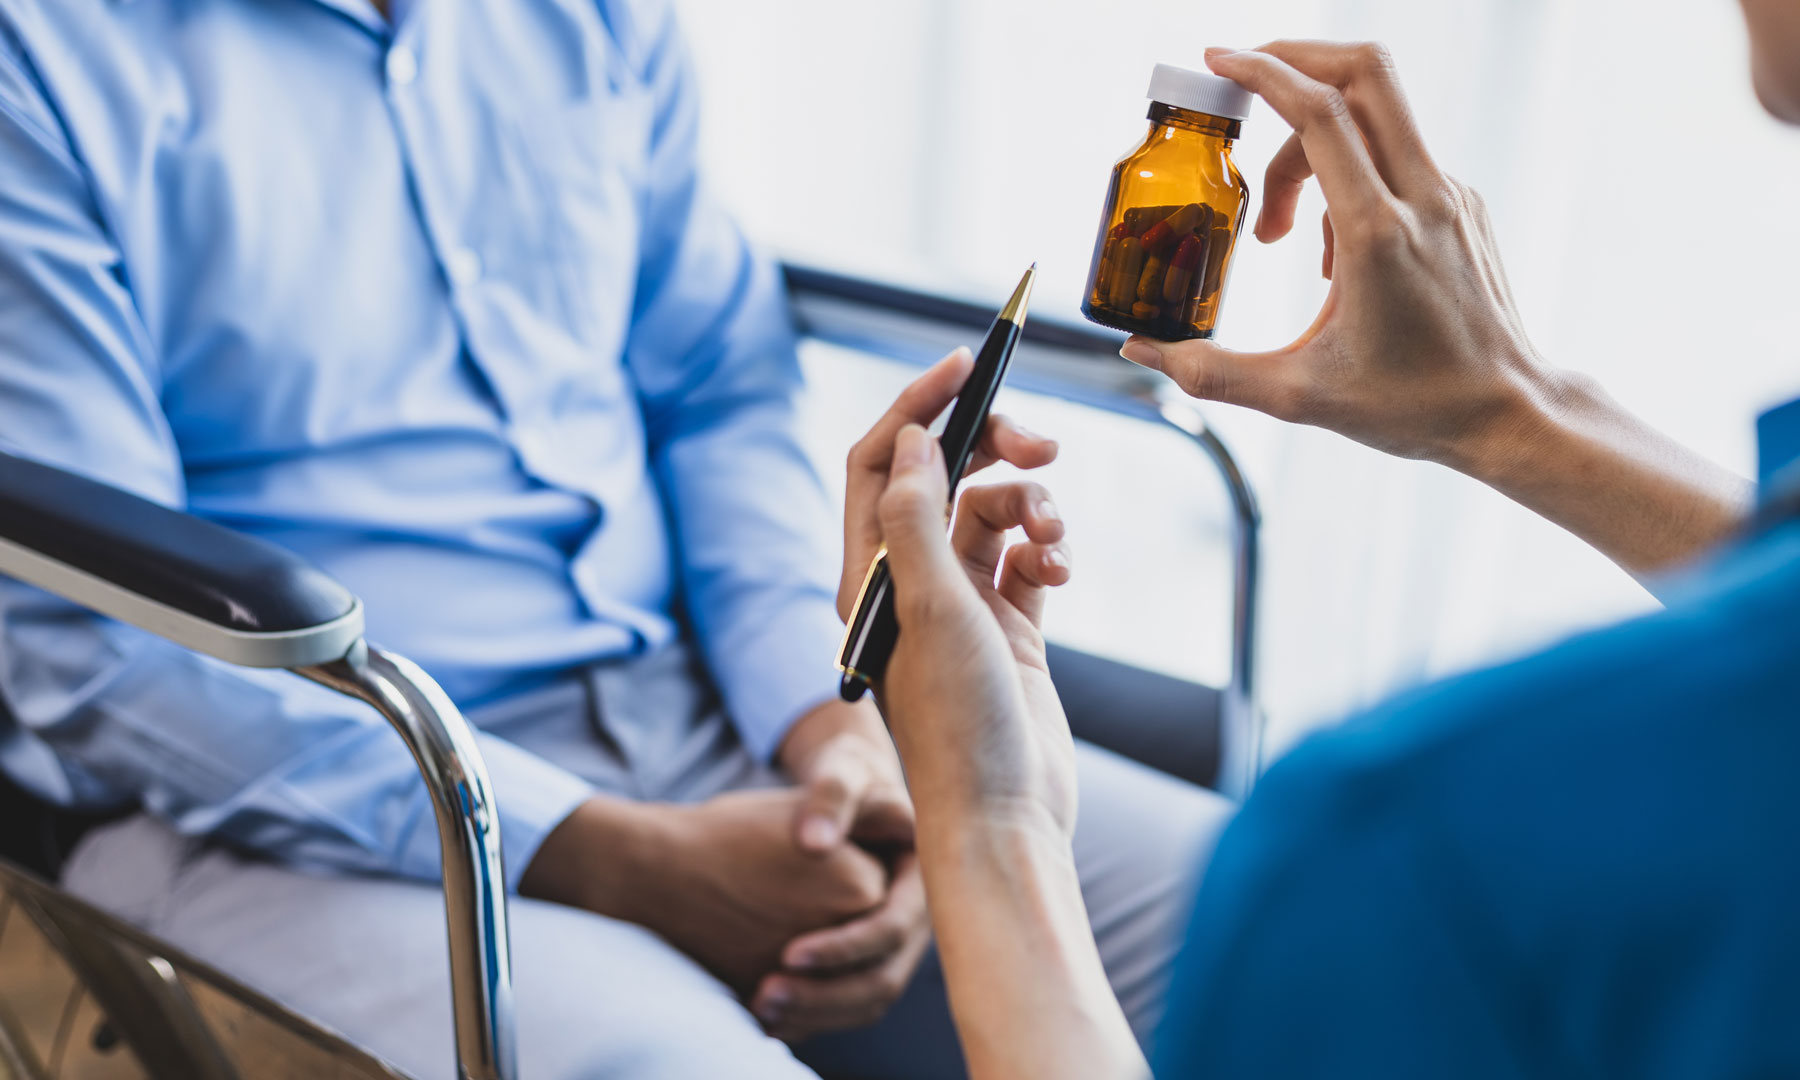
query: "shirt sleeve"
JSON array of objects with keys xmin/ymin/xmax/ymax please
[
  {"xmin": 618, "ymin": 1, "xmax": 845, "ymax": 762},
  {"xmin": 0, "ymin": 42, "xmax": 591, "ymax": 891},
  {"xmin": 1153, "ymin": 736, "xmax": 1530, "ymax": 1080}
]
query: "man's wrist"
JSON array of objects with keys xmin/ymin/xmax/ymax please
[
  {"xmin": 776, "ymin": 696, "xmax": 890, "ymax": 777},
  {"xmin": 518, "ymin": 794, "xmax": 668, "ymax": 922}
]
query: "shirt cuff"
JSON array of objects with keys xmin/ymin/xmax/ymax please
[
  {"xmin": 399, "ymin": 732, "xmax": 595, "ymax": 894},
  {"xmin": 710, "ymin": 594, "xmax": 848, "ymax": 763}
]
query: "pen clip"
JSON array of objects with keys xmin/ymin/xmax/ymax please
[{"xmin": 836, "ymin": 544, "xmax": 888, "ymax": 679}]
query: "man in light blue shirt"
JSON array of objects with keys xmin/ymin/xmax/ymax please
[{"xmin": 0, "ymin": 0, "xmax": 1232, "ymax": 1075}]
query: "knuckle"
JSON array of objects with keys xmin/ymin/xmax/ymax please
[
  {"xmin": 812, "ymin": 773, "xmax": 852, "ymax": 803},
  {"xmin": 1348, "ymin": 204, "xmax": 1410, "ymax": 253},
  {"xmin": 876, "ymin": 483, "xmax": 926, "ymax": 526},
  {"xmin": 1009, "ymin": 480, "xmax": 1050, "ymax": 517},
  {"xmin": 851, "ymin": 880, "xmax": 885, "ymax": 912},
  {"xmin": 872, "ymin": 914, "xmax": 908, "ymax": 949},
  {"xmin": 1382, "ymin": 218, "xmax": 1422, "ymax": 259},
  {"xmin": 1415, "ymin": 180, "xmax": 1462, "ymax": 222},
  {"xmin": 841, "ymin": 867, "xmax": 886, "ymax": 911},
  {"xmin": 953, "ymin": 484, "xmax": 984, "ymax": 519},
  {"xmin": 1354, "ymin": 41, "xmax": 1396, "ymax": 77},
  {"xmin": 846, "ymin": 430, "xmax": 881, "ymax": 472},
  {"xmin": 878, "ymin": 968, "xmax": 908, "ymax": 1001},
  {"xmin": 1454, "ymin": 177, "xmax": 1491, "ymax": 219},
  {"xmin": 1173, "ymin": 358, "xmax": 1222, "ymax": 401},
  {"xmin": 1306, "ymin": 85, "xmax": 1351, "ymax": 126}
]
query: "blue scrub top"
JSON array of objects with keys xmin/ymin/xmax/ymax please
[{"xmin": 1156, "ymin": 398, "xmax": 1800, "ymax": 1078}]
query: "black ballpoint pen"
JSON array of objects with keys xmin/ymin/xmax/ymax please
[{"xmin": 836, "ymin": 263, "xmax": 1037, "ymax": 702}]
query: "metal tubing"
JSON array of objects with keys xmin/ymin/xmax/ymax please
[
  {"xmin": 299, "ymin": 643, "xmax": 517, "ymax": 1080},
  {"xmin": 1152, "ymin": 387, "xmax": 1263, "ymax": 799},
  {"xmin": 20, "ymin": 889, "xmax": 238, "ymax": 1080}
]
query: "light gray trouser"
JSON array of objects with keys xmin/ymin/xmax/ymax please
[{"xmin": 63, "ymin": 645, "xmax": 1233, "ymax": 1080}]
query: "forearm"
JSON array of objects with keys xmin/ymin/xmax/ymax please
[
  {"xmin": 1451, "ymin": 368, "xmax": 1753, "ymax": 582},
  {"xmin": 1, "ymin": 593, "xmax": 594, "ymax": 885},
  {"xmin": 915, "ymin": 805, "xmax": 1147, "ymax": 1080},
  {"xmin": 519, "ymin": 793, "xmax": 666, "ymax": 921}
]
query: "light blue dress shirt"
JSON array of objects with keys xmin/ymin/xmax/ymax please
[{"xmin": 0, "ymin": 0, "xmax": 845, "ymax": 888}]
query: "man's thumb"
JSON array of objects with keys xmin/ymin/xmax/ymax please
[{"xmin": 796, "ymin": 765, "xmax": 859, "ymax": 853}]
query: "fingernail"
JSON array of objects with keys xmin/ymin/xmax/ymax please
[
  {"xmin": 1045, "ymin": 548, "xmax": 1069, "ymax": 570},
  {"xmin": 894, "ymin": 424, "xmax": 932, "ymax": 469},
  {"xmin": 1119, "ymin": 339, "xmax": 1163, "ymax": 371},
  {"xmin": 1035, "ymin": 500, "xmax": 1060, "ymax": 524},
  {"xmin": 787, "ymin": 949, "xmax": 817, "ymax": 971},
  {"xmin": 1204, "ymin": 46, "xmax": 1240, "ymax": 61},
  {"xmin": 757, "ymin": 990, "xmax": 789, "ymax": 1023},
  {"xmin": 801, "ymin": 815, "xmax": 840, "ymax": 849}
]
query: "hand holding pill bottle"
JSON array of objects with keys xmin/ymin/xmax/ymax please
[{"xmin": 1081, "ymin": 63, "xmax": 1253, "ymax": 341}]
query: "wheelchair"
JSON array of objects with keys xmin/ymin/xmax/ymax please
[{"xmin": 0, "ymin": 267, "xmax": 1261, "ymax": 1080}]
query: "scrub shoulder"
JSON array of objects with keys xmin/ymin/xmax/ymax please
[{"xmin": 1155, "ymin": 523, "xmax": 1800, "ymax": 1080}]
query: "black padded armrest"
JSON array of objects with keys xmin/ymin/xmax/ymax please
[
  {"xmin": 0, "ymin": 451, "xmax": 362, "ymax": 668},
  {"xmin": 1048, "ymin": 644, "xmax": 1221, "ymax": 789}
]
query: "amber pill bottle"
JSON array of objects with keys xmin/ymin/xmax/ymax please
[{"xmin": 1081, "ymin": 64, "xmax": 1253, "ymax": 341}]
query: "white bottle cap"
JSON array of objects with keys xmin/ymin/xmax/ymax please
[{"xmin": 1147, "ymin": 62, "xmax": 1253, "ymax": 122}]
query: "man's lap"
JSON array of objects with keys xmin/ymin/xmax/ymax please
[
  {"xmin": 62, "ymin": 648, "xmax": 1235, "ymax": 1078},
  {"xmin": 63, "ymin": 813, "xmax": 811, "ymax": 1079},
  {"xmin": 64, "ymin": 742, "xmax": 1230, "ymax": 1079}
]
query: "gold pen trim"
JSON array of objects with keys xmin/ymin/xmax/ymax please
[
  {"xmin": 835, "ymin": 543, "xmax": 888, "ymax": 674},
  {"xmin": 997, "ymin": 262, "xmax": 1036, "ymax": 326}
]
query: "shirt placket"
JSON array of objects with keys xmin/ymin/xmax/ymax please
[{"xmin": 376, "ymin": 19, "xmax": 575, "ymax": 491}]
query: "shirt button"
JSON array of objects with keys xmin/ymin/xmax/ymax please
[
  {"xmin": 386, "ymin": 46, "xmax": 418, "ymax": 87},
  {"xmin": 446, "ymin": 248, "xmax": 483, "ymax": 287}
]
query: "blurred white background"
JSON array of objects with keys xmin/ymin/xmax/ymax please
[{"xmin": 672, "ymin": 0, "xmax": 1800, "ymax": 755}]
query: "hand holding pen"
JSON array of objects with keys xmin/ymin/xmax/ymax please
[
  {"xmin": 836, "ymin": 278, "xmax": 1063, "ymax": 701},
  {"xmin": 837, "ymin": 350, "xmax": 1060, "ymax": 624},
  {"xmin": 838, "ymin": 266, "xmax": 1040, "ymax": 700}
]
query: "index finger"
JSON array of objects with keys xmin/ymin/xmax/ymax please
[
  {"xmin": 966, "ymin": 414, "xmax": 1059, "ymax": 478},
  {"xmin": 1204, "ymin": 48, "xmax": 1397, "ymax": 226},
  {"xmin": 781, "ymin": 855, "xmax": 926, "ymax": 974},
  {"xmin": 846, "ymin": 348, "xmax": 974, "ymax": 486},
  {"xmin": 841, "ymin": 350, "xmax": 974, "ymax": 617},
  {"xmin": 1254, "ymin": 40, "xmax": 1439, "ymax": 198},
  {"xmin": 950, "ymin": 481, "xmax": 1063, "ymax": 585}
]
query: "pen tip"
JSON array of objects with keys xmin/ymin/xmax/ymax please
[{"xmin": 1000, "ymin": 264, "xmax": 1036, "ymax": 325}]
